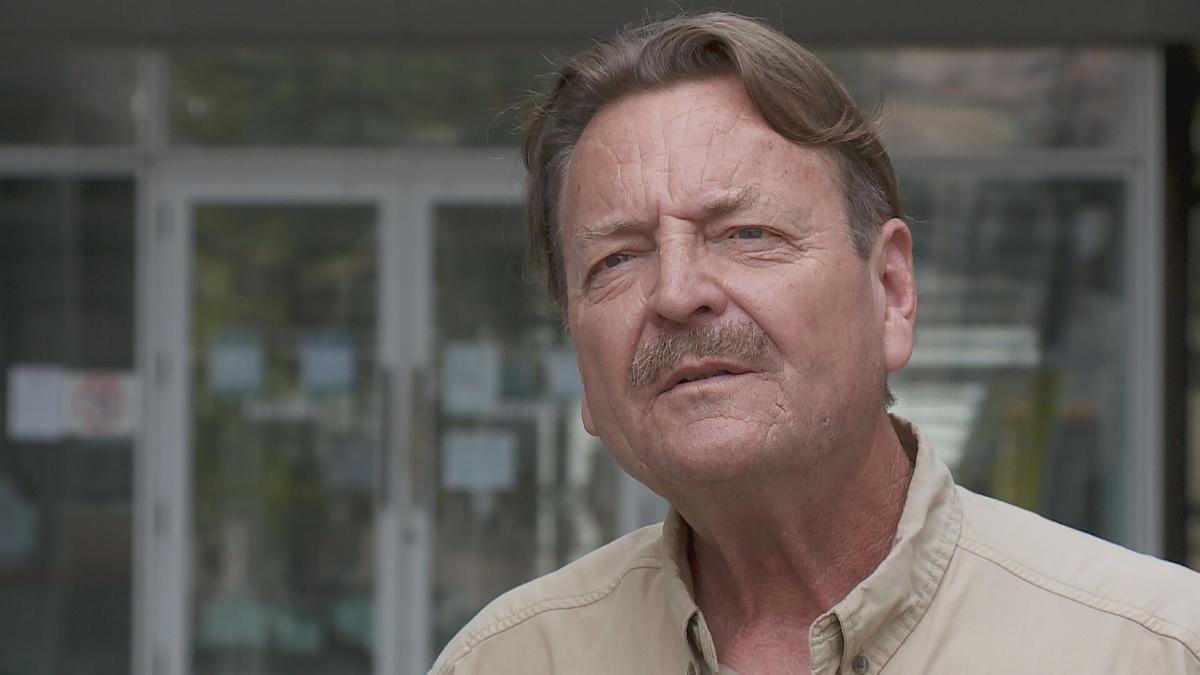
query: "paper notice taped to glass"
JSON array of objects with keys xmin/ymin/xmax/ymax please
[
  {"xmin": 208, "ymin": 327, "xmax": 263, "ymax": 395},
  {"xmin": 441, "ymin": 429, "xmax": 516, "ymax": 492},
  {"xmin": 299, "ymin": 328, "xmax": 355, "ymax": 394},
  {"xmin": 7, "ymin": 364, "xmax": 140, "ymax": 441},
  {"xmin": 441, "ymin": 341, "xmax": 500, "ymax": 415},
  {"xmin": 6, "ymin": 364, "xmax": 64, "ymax": 440}
]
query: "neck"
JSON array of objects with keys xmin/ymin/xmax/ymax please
[{"xmin": 676, "ymin": 412, "xmax": 914, "ymax": 673}]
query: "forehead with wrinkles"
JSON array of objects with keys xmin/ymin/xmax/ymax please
[{"xmin": 558, "ymin": 78, "xmax": 833, "ymax": 249}]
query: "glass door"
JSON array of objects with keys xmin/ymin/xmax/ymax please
[
  {"xmin": 187, "ymin": 203, "xmax": 379, "ymax": 675},
  {"xmin": 149, "ymin": 169, "xmax": 420, "ymax": 675}
]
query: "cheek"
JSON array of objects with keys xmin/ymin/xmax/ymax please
[
  {"xmin": 729, "ymin": 261, "xmax": 877, "ymax": 378},
  {"xmin": 726, "ymin": 266, "xmax": 832, "ymax": 341},
  {"xmin": 570, "ymin": 310, "xmax": 637, "ymax": 397}
]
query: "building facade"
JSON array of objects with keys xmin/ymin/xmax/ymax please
[{"xmin": 0, "ymin": 4, "xmax": 1197, "ymax": 674}]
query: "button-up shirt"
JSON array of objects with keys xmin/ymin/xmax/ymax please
[{"xmin": 431, "ymin": 417, "xmax": 1200, "ymax": 674}]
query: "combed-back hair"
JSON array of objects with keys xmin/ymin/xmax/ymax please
[{"xmin": 521, "ymin": 11, "xmax": 902, "ymax": 311}]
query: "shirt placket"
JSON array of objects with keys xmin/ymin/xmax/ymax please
[
  {"xmin": 685, "ymin": 613, "xmax": 721, "ymax": 675},
  {"xmin": 808, "ymin": 612, "xmax": 846, "ymax": 675}
]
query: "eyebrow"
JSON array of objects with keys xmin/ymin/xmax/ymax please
[
  {"xmin": 572, "ymin": 185, "xmax": 762, "ymax": 245},
  {"xmin": 702, "ymin": 184, "xmax": 762, "ymax": 219}
]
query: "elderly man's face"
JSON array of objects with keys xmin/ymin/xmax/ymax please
[{"xmin": 560, "ymin": 77, "xmax": 912, "ymax": 495}]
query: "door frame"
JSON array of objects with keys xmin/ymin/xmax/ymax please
[{"xmin": 142, "ymin": 150, "xmax": 521, "ymax": 675}]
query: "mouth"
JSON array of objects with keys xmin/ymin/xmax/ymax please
[{"xmin": 659, "ymin": 362, "xmax": 752, "ymax": 394}]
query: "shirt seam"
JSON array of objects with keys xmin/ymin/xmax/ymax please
[
  {"xmin": 435, "ymin": 556, "xmax": 665, "ymax": 673},
  {"xmin": 957, "ymin": 535, "xmax": 1200, "ymax": 662}
]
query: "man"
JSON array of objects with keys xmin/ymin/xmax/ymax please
[{"xmin": 432, "ymin": 12, "xmax": 1200, "ymax": 675}]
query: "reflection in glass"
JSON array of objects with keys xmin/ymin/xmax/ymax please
[
  {"xmin": 190, "ymin": 205, "xmax": 378, "ymax": 675},
  {"xmin": 0, "ymin": 178, "xmax": 136, "ymax": 674},
  {"xmin": 0, "ymin": 50, "xmax": 138, "ymax": 145},
  {"xmin": 168, "ymin": 47, "xmax": 1137, "ymax": 153},
  {"xmin": 892, "ymin": 176, "xmax": 1126, "ymax": 540},
  {"xmin": 169, "ymin": 50, "xmax": 547, "ymax": 147}
]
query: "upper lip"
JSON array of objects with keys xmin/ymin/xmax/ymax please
[{"xmin": 657, "ymin": 360, "xmax": 753, "ymax": 393}]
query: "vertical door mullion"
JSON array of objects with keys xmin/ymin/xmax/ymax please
[
  {"xmin": 375, "ymin": 193, "xmax": 404, "ymax": 675},
  {"xmin": 133, "ymin": 164, "xmax": 157, "ymax": 675},
  {"xmin": 131, "ymin": 49, "xmax": 167, "ymax": 675},
  {"xmin": 388, "ymin": 188, "xmax": 434, "ymax": 675},
  {"xmin": 146, "ymin": 188, "xmax": 194, "ymax": 675},
  {"xmin": 1123, "ymin": 49, "xmax": 1165, "ymax": 556}
]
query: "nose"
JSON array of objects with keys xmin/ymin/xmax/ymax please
[{"xmin": 644, "ymin": 234, "xmax": 728, "ymax": 325}]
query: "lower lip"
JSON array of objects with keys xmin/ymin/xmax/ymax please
[{"xmin": 664, "ymin": 372, "xmax": 745, "ymax": 393}]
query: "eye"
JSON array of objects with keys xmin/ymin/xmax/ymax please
[
  {"xmin": 731, "ymin": 227, "xmax": 765, "ymax": 240},
  {"xmin": 602, "ymin": 252, "xmax": 632, "ymax": 268}
]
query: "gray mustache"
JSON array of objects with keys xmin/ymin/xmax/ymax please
[{"xmin": 628, "ymin": 321, "xmax": 773, "ymax": 391}]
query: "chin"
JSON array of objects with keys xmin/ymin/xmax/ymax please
[{"xmin": 639, "ymin": 421, "xmax": 785, "ymax": 486}]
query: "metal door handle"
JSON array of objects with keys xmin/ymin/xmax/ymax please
[
  {"xmin": 379, "ymin": 365, "xmax": 432, "ymax": 511},
  {"xmin": 378, "ymin": 366, "xmax": 395, "ymax": 507},
  {"xmin": 407, "ymin": 366, "xmax": 432, "ymax": 512}
]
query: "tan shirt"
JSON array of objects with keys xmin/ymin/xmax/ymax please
[{"xmin": 431, "ymin": 417, "xmax": 1200, "ymax": 674}]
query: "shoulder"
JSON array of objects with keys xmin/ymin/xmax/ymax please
[
  {"xmin": 430, "ymin": 522, "xmax": 668, "ymax": 674},
  {"xmin": 954, "ymin": 486, "xmax": 1200, "ymax": 659}
]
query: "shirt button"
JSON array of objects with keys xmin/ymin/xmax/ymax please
[{"xmin": 851, "ymin": 654, "xmax": 870, "ymax": 674}]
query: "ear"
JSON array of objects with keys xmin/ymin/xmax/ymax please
[
  {"xmin": 875, "ymin": 218, "xmax": 917, "ymax": 373},
  {"xmin": 581, "ymin": 390, "xmax": 598, "ymax": 436}
]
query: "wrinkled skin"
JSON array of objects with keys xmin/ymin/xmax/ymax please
[{"xmin": 561, "ymin": 76, "xmax": 914, "ymax": 498}]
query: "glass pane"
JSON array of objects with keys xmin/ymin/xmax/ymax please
[
  {"xmin": 0, "ymin": 49, "xmax": 138, "ymax": 145},
  {"xmin": 190, "ymin": 205, "xmax": 379, "ymax": 675},
  {"xmin": 819, "ymin": 48, "xmax": 1139, "ymax": 152},
  {"xmin": 169, "ymin": 50, "xmax": 546, "ymax": 147},
  {"xmin": 890, "ymin": 175, "xmax": 1127, "ymax": 541},
  {"xmin": 430, "ymin": 204, "xmax": 648, "ymax": 656},
  {"xmin": 0, "ymin": 178, "xmax": 136, "ymax": 674}
]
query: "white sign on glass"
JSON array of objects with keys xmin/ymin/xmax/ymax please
[
  {"xmin": 441, "ymin": 429, "xmax": 516, "ymax": 492},
  {"xmin": 441, "ymin": 341, "xmax": 500, "ymax": 415},
  {"xmin": 6, "ymin": 364, "xmax": 139, "ymax": 440},
  {"xmin": 299, "ymin": 328, "xmax": 355, "ymax": 394},
  {"xmin": 208, "ymin": 328, "xmax": 263, "ymax": 394},
  {"xmin": 63, "ymin": 370, "xmax": 140, "ymax": 438},
  {"xmin": 6, "ymin": 364, "xmax": 63, "ymax": 440}
]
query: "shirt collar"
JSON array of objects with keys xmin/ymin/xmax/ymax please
[
  {"xmin": 826, "ymin": 414, "xmax": 962, "ymax": 672},
  {"xmin": 660, "ymin": 503, "xmax": 718, "ymax": 670},
  {"xmin": 658, "ymin": 414, "xmax": 962, "ymax": 674}
]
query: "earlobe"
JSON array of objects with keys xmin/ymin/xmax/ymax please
[
  {"xmin": 878, "ymin": 218, "xmax": 917, "ymax": 373},
  {"xmin": 581, "ymin": 391, "xmax": 598, "ymax": 436}
]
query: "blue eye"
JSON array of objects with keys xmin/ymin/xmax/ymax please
[
  {"xmin": 733, "ymin": 227, "xmax": 765, "ymax": 240},
  {"xmin": 603, "ymin": 252, "xmax": 631, "ymax": 268}
]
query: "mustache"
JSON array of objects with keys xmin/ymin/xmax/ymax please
[{"xmin": 629, "ymin": 320, "xmax": 773, "ymax": 391}]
